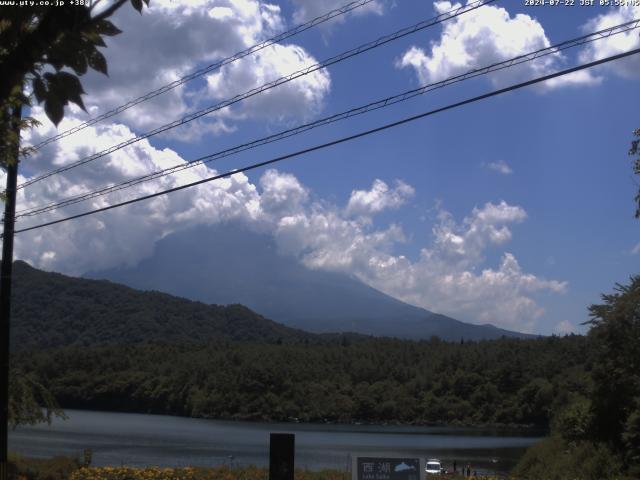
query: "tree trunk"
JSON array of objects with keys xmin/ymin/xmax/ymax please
[{"xmin": 0, "ymin": 105, "xmax": 21, "ymax": 480}]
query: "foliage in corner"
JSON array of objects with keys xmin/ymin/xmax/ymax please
[
  {"xmin": 2, "ymin": 0, "xmax": 149, "ymax": 429},
  {"xmin": 629, "ymin": 129, "xmax": 640, "ymax": 217},
  {"xmin": 7, "ymin": 367, "xmax": 66, "ymax": 429},
  {"xmin": 515, "ymin": 276, "xmax": 640, "ymax": 479},
  {"xmin": 585, "ymin": 275, "xmax": 640, "ymax": 476},
  {"xmin": 0, "ymin": 0, "xmax": 150, "ymax": 169}
]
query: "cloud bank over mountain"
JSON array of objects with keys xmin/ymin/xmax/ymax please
[
  {"xmin": 16, "ymin": 0, "xmax": 633, "ymax": 335},
  {"xmin": 10, "ymin": 107, "xmax": 564, "ymax": 333}
]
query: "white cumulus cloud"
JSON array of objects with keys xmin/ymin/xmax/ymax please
[
  {"xmin": 579, "ymin": 6, "xmax": 640, "ymax": 79},
  {"xmin": 346, "ymin": 179, "xmax": 415, "ymax": 217},
  {"xmin": 398, "ymin": 1, "xmax": 598, "ymax": 90},
  {"xmin": 205, "ymin": 43, "xmax": 331, "ymax": 123},
  {"xmin": 259, "ymin": 169, "xmax": 309, "ymax": 218},
  {"xmin": 11, "ymin": 111, "xmax": 565, "ymax": 333},
  {"xmin": 12, "ymin": 109, "xmax": 262, "ymax": 274},
  {"xmin": 483, "ymin": 160, "xmax": 513, "ymax": 175},
  {"xmin": 60, "ymin": 0, "xmax": 330, "ymax": 139},
  {"xmin": 271, "ymin": 198, "xmax": 564, "ymax": 333},
  {"xmin": 290, "ymin": 0, "xmax": 384, "ymax": 27}
]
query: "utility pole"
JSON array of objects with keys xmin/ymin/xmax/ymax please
[{"xmin": 0, "ymin": 105, "xmax": 21, "ymax": 480}]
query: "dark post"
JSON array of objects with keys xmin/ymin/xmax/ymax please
[
  {"xmin": 0, "ymin": 105, "xmax": 21, "ymax": 480},
  {"xmin": 269, "ymin": 433, "xmax": 295, "ymax": 480}
]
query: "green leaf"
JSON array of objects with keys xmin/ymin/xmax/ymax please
[
  {"xmin": 55, "ymin": 71, "xmax": 85, "ymax": 93},
  {"xmin": 44, "ymin": 96, "xmax": 64, "ymax": 126},
  {"xmin": 32, "ymin": 76, "xmax": 46, "ymax": 103},
  {"xmin": 131, "ymin": 0, "xmax": 143, "ymax": 12},
  {"xmin": 94, "ymin": 19, "xmax": 122, "ymax": 37},
  {"xmin": 82, "ymin": 30, "xmax": 106, "ymax": 48},
  {"xmin": 67, "ymin": 52, "xmax": 88, "ymax": 76},
  {"xmin": 55, "ymin": 71, "xmax": 86, "ymax": 111},
  {"xmin": 42, "ymin": 71, "xmax": 87, "ymax": 112},
  {"xmin": 87, "ymin": 49, "xmax": 108, "ymax": 76}
]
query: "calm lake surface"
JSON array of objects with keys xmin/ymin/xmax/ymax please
[{"xmin": 9, "ymin": 409, "xmax": 542, "ymax": 475}]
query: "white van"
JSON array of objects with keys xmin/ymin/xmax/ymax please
[{"xmin": 425, "ymin": 459, "xmax": 442, "ymax": 475}]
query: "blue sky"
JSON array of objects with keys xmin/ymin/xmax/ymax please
[{"xmin": 10, "ymin": 0, "xmax": 640, "ymax": 334}]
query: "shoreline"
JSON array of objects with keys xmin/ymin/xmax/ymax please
[{"xmin": 44, "ymin": 406, "xmax": 548, "ymax": 435}]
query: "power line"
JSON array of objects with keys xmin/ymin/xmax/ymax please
[
  {"xmin": 10, "ymin": 47, "xmax": 640, "ymax": 237},
  {"xmin": 17, "ymin": 0, "xmax": 496, "ymax": 191},
  {"xmin": 18, "ymin": 17, "xmax": 638, "ymax": 217},
  {"xmin": 30, "ymin": 0, "xmax": 379, "ymax": 151},
  {"xmin": 16, "ymin": 17, "xmax": 640, "ymax": 219}
]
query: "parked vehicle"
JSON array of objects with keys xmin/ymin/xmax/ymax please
[{"xmin": 425, "ymin": 459, "xmax": 442, "ymax": 475}]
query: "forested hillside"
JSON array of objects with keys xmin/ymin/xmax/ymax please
[
  {"xmin": 13, "ymin": 335, "xmax": 592, "ymax": 428},
  {"xmin": 10, "ymin": 261, "xmax": 324, "ymax": 349}
]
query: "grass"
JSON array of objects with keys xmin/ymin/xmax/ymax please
[{"xmin": 8, "ymin": 454, "xmax": 81, "ymax": 480}]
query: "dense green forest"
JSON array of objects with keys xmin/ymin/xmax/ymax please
[
  {"xmin": 13, "ymin": 335, "xmax": 591, "ymax": 427},
  {"xmin": 512, "ymin": 277, "xmax": 640, "ymax": 480}
]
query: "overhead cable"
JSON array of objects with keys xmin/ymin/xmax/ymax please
[
  {"xmin": 30, "ymin": 0, "xmax": 380, "ymax": 150},
  {"xmin": 17, "ymin": 0, "xmax": 497, "ymax": 190},
  {"xmin": 10, "ymin": 46, "xmax": 640, "ymax": 236},
  {"xmin": 16, "ymin": 17, "xmax": 640, "ymax": 218}
]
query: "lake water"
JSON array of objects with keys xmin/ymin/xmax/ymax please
[{"xmin": 9, "ymin": 409, "xmax": 542, "ymax": 475}]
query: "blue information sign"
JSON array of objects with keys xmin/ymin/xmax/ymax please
[{"xmin": 353, "ymin": 456, "xmax": 423, "ymax": 480}]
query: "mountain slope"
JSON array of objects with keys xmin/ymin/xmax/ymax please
[
  {"xmin": 10, "ymin": 260, "xmax": 322, "ymax": 351},
  {"xmin": 89, "ymin": 223, "xmax": 532, "ymax": 341}
]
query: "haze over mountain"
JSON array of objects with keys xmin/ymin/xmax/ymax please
[
  {"xmin": 89, "ymin": 223, "xmax": 532, "ymax": 341},
  {"xmin": 10, "ymin": 260, "xmax": 326, "ymax": 351}
]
